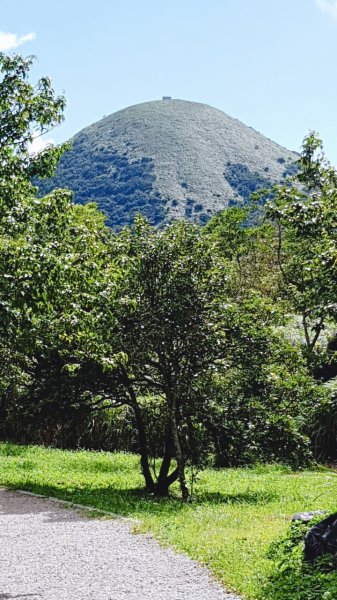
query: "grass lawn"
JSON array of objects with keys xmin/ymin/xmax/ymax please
[{"xmin": 0, "ymin": 442, "xmax": 336, "ymax": 599}]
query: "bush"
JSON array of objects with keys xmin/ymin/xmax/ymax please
[
  {"xmin": 309, "ymin": 391, "xmax": 337, "ymax": 462},
  {"xmin": 225, "ymin": 162, "xmax": 272, "ymax": 203},
  {"xmin": 204, "ymin": 384, "xmax": 312, "ymax": 468},
  {"xmin": 203, "ymin": 340, "xmax": 319, "ymax": 468},
  {"xmin": 260, "ymin": 518, "xmax": 337, "ymax": 599}
]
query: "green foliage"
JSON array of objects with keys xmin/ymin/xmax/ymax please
[
  {"xmin": 0, "ymin": 54, "xmax": 72, "ymax": 420},
  {"xmin": 0, "ymin": 54, "xmax": 124, "ymax": 456},
  {"xmin": 0, "ymin": 196, "xmax": 118, "ymax": 447},
  {"xmin": 261, "ymin": 133, "xmax": 337, "ymax": 460},
  {"xmin": 0, "ymin": 53, "xmax": 68, "ymax": 213},
  {"xmin": 108, "ymin": 217, "xmax": 233, "ymax": 497},
  {"xmin": 204, "ymin": 206, "xmax": 280, "ymax": 301},
  {"xmin": 0, "ymin": 52, "xmax": 334, "ymax": 503},
  {"xmin": 308, "ymin": 391, "xmax": 337, "ymax": 462},
  {"xmin": 37, "ymin": 146, "xmax": 166, "ymax": 228},
  {"xmin": 260, "ymin": 518, "xmax": 337, "ymax": 600},
  {"xmin": 201, "ymin": 308, "xmax": 317, "ymax": 467},
  {"xmin": 225, "ymin": 161, "xmax": 272, "ymax": 204},
  {"xmin": 265, "ymin": 133, "xmax": 337, "ymax": 361}
]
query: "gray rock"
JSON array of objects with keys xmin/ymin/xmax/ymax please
[{"xmin": 292, "ymin": 510, "xmax": 327, "ymax": 523}]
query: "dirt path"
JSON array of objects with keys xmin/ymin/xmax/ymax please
[{"xmin": 0, "ymin": 488, "xmax": 240, "ymax": 600}]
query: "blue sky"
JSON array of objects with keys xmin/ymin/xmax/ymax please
[{"xmin": 2, "ymin": 0, "xmax": 337, "ymax": 162}]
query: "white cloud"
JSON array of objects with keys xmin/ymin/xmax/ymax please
[
  {"xmin": 0, "ymin": 31, "xmax": 36, "ymax": 52},
  {"xmin": 28, "ymin": 135, "xmax": 54, "ymax": 155},
  {"xmin": 315, "ymin": 0, "xmax": 337, "ymax": 19}
]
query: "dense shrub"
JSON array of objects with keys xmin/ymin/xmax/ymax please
[
  {"xmin": 260, "ymin": 518, "xmax": 337, "ymax": 599},
  {"xmin": 308, "ymin": 390, "xmax": 337, "ymax": 462},
  {"xmin": 203, "ymin": 373, "xmax": 314, "ymax": 469},
  {"xmin": 225, "ymin": 162, "xmax": 272, "ymax": 204},
  {"xmin": 37, "ymin": 147, "xmax": 166, "ymax": 228}
]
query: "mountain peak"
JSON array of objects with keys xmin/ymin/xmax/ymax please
[{"xmin": 38, "ymin": 100, "xmax": 297, "ymax": 227}]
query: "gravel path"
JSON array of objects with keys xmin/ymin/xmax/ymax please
[{"xmin": 0, "ymin": 488, "xmax": 240, "ymax": 600}]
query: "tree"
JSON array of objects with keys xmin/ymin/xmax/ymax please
[
  {"xmin": 204, "ymin": 205, "xmax": 280, "ymax": 302},
  {"xmin": 0, "ymin": 55, "xmax": 119, "ymax": 438},
  {"xmin": 91, "ymin": 218, "xmax": 230, "ymax": 499},
  {"xmin": 0, "ymin": 52, "xmax": 69, "ymax": 351},
  {"xmin": 48, "ymin": 217, "xmax": 229, "ymax": 499},
  {"xmin": 0, "ymin": 53, "xmax": 67, "ymax": 216},
  {"xmin": 1, "ymin": 197, "xmax": 120, "ymax": 440},
  {"xmin": 265, "ymin": 133, "xmax": 337, "ymax": 368},
  {"xmin": 5, "ymin": 216, "xmax": 227, "ymax": 499},
  {"xmin": 0, "ymin": 53, "xmax": 69, "ymax": 408}
]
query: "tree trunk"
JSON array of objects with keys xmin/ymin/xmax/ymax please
[
  {"xmin": 132, "ymin": 400, "xmax": 155, "ymax": 492},
  {"xmin": 154, "ymin": 426, "xmax": 179, "ymax": 496},
  {"xmin": 155, "ymin": 467, "xmax": 179, "ymax": 496},
  {"xmin": 120, "ymin": 367, "xmax": 155, "ymax": 493},
  {"xmin": 157, "ymin": 426, "xmax": 173, "ymax": 481},
  {"xmin": 169, "ymin": 396, "xmax": 189, "ymax": 501}
]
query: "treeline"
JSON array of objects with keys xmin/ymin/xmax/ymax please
[{"xmin": 1, "ymin": 54, "xmax": 337, "ymax": 500}]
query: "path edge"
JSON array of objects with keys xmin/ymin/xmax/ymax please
[{"xmin": 1, "ymin": 486, "xmax": 139, "ymax": 523}]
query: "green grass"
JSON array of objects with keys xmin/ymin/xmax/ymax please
[{"xmin": 0, "ymin": 442, "xmax": 336, "ymax": 599}]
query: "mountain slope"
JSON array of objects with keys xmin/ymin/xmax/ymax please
[{"xmin": 37, "ymin": 99, "xmax": 298, "ymax": 227}]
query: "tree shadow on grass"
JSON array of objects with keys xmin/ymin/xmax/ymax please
[
  {"xmin": 2, "ymin": 481, "xmax": 279, "ymax": 522},
  {"xmin": 198, "ymin": 490, "xmax": 278, "ymax": 504},
  {"xmin": 3, "ymin": 482, "xmax": 184, "ymax": 518},
  {"xmin": 0, "ymin": 444, "xmax": 279, "ymax": 519}
]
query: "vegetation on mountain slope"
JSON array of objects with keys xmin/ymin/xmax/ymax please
[{"xmin": 37, "ymin": 99, "xmax": 298, "ymax": 227}]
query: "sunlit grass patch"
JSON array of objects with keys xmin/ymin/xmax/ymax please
[{"xmin": 0, "ymin": 443, "xmax": 336, "ymax": 599}]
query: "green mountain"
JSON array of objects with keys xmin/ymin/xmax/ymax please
[{"xmin": 37, "ymin": 99, "xmax": 298, "ymax": 227}]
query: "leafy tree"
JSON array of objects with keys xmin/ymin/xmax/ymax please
[
  {"xmin": 0, "ymin": 53, "xmax": 69, "ymax": 406},
  {"xmin": 204, "ymin": 206, "xmax": 280, "ymax": 302},
  {"xmin": 0, "ymin": 192, "xmax": 117, "ymax": 430},
  {"xmin": 202, "ymin": 328, "xmax": 317, "ymax": 468},
  {"xmin": 265, "ymin": 133, "xmax": 337, "ymax": 366},
  {"xmin": 7, "ymin": 216, "xmax": 228, "ymax": 499},
  {"xmin": 105, "ymin": 218, "xmax": 310, "ymax": 496},
  {"xmin": 0, "ymin": 53, "xmax": 67, "ymax": 216},
  {"xmin": 0, "ymin": 54, "xmax": 118, "ymax": 440},
  {"xmin": 100, "ymin": 218, "xmax": 230, "ymax": 499}
]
